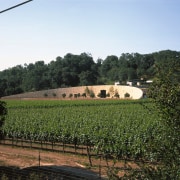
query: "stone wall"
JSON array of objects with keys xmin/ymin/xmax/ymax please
[{"xmin": 2, "ymin": 85, "xmax": 143, "ymax": 100}]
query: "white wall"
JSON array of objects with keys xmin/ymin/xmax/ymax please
[{"xmin": 2, "ymin": 85, "xmax": 143, "ymax": 100}]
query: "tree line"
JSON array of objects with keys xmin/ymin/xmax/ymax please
[{"xmin": 0, "ymin": 50, "xmax": 179, "ymax": 97}]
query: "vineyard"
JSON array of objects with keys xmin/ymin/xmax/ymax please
[{"xmin": 1, "ymin": 99, "xmax": 164, "ymax": 178}]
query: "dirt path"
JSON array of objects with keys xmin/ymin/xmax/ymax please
[
  {"xmin": 0, "ymin": 145, "xmax": 86, "ymax": 167},
  {"xmin": 0, "ymin": 144, "xmax": 108, "ymax": 179},
  {"xmin": 0, "ymin": 144, "xmax": 139, "ymax": 179}
]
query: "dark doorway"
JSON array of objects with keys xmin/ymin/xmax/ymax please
[{"xmin": 100, "ymin": 90, "xmax": 106, "ymax": 98}]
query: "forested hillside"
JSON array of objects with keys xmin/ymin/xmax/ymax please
[{"xmin": 0, "ymin": 50, "xmax": 179, "ymax": 97}]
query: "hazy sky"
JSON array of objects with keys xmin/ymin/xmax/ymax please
[{"xmin": 1, "ymin": 0, "xmax": 180, "ymax": 71}]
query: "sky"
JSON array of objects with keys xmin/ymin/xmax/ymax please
[{"xmin": 0, "ymin": 0, "xmax": 180, "ymax": 71}]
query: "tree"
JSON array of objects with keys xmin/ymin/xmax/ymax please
[
  {"xmin": 118, "ymin": 68, "xmax": 128, "ymax": 82},
  {"xmin": 48, "ymin": 57, "xmax": 63, "ymax": 88},
  {"xmin": 0, "ymin": 79, "xmax": 7, "ymax": 97},
  {"xmin": 79, "ymin": 71, "xmax": 95, "ymax": 86},
  {"xmin": 100, "ymin": 55, "xmax": 119, "ymax": 83},
  {"xmin": 79, "ymin": 53, "xmax": 95, "ymax": 72},
  {"xmin": 0, "ymin": 65, "xmax": 25, "ymax": 96},
  {"xmin": 0, "ymin": 101, "xmax": 7, "ymax": 139},
  {"xmin": 147, "ymin": 56, "xmax": 180, "ymax": 179},
  {"xmin": 22, "ymin": 61, "xmax": 50, "ymax": 91},
  {"xmin": 127, "ymin": 68, "xmax": 137, "ymax": 81},
  {"xmin": 61, "ymin": 54, "xmax": 80, "ymax": 86}
]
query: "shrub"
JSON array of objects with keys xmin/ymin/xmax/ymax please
[
  {"xmin": 97, "ymin": 92, "xmax": 101, "ymax": 98},
  {"xmin": 44, "ymin": 93, "xmax": 48, "ymax": 97},
  {"xmin": 82, "ymin": 93, "xmax": 86, "ymax": 97},
  {"xmin": 106, "ymin": 93, "xmax": 110, "ymax": 97},
  {"xmin": 0, "ymin": 101, "xmax": 7, "ymax": 139},
  {"xmin": 84, "ymin": 87, "xmax": 90, "ymax": 95},
  {"xmin": 108, "ymin": 86, "xmax": 114, "ymax": 97},
  {"xmin": 114, "ymin": 92, "xmax": 119, "ymax": 98},
  {"xmin": 69, "ymin": 93, "xmax": 73, "ymax": 98},
  {"xmin": 124, "ymin": 92, "xmax": 130, "ymax": 98},
  {"xmin": 89, "ymin": 90, "xmax": 95, "ymax": 98},
  {"xmin": 62, "ymin": 93, "xmax": 66, "ymax": 98},
  {"xmin": 52, "ymin": 93, "xmax": 56, "ymax": 97},
  {"xmin": 146, "ymin": 58, "xmax": 180, "ymax": 179}
]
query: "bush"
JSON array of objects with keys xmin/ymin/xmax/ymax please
[
  {"xmin": 84, "ymin": 87, "xmax": 90, "ymax": 95},
  {"xmin": 62, "ymin": 93, "xmax": 66, "ymax": 98},
  {"xmin": 89, "ymin": 90, "xmax": 95, "ymax": 98},
  {"xmin": 114, "ymin": 92, "xmax": 119, "ymax": 98},
  {"xmin": 44, "ymin": 93, "xmax": 48, "ymax": 97},
  {"xmin": 69, "ymin": 93, "xmax": 73, "ymax": 98},
  {"xmin": 97, "ymin": 92, "xmax": 101, "ymax": 98},
  {"xmin": 108, "ymin": 86, "xmax": 114, "ymax": 97},
  {"xmin": 82, "ymin": 93, "xmax": 86, "ymax": 97},
  {"xmin": 52, "ymin": 93, "xmax": 56, "ymax": 97},
  {"xmin": 143, "ymin": 57, "xmax": 180, "ymax": 179},
  {"xmin": 84, "ymin": 87, "xmax": 95, "ymax": 98},
  {"xmin": 124, "ymin": 92, "xmax": 130, "ymax": 98},
  {"xmin": 0, "ymin": 101, "xmax": 7, "ymax": 139},
  {"xmin": 106, "ymin": 93, "xmax": 110, "ymax": 97}
]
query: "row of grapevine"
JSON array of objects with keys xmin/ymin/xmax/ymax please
[{"xmin": 2, "ymin": 99, "xmax": 163, "ymax": 162}]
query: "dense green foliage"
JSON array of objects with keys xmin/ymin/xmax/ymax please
[
  {"xmin": 0, "ymin": 50, "xmax": 179, "ymax": 97},
  {"xmin": 3, "ymin": 99, "xmax": 163, "ymax": 163},
  {"xmin": 146, "ymin": 54, "xmax": 180, "ymax": 179},
  {"xmin": 0, "ymin": 101, "xmax": 7, "ymax": 139}
]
